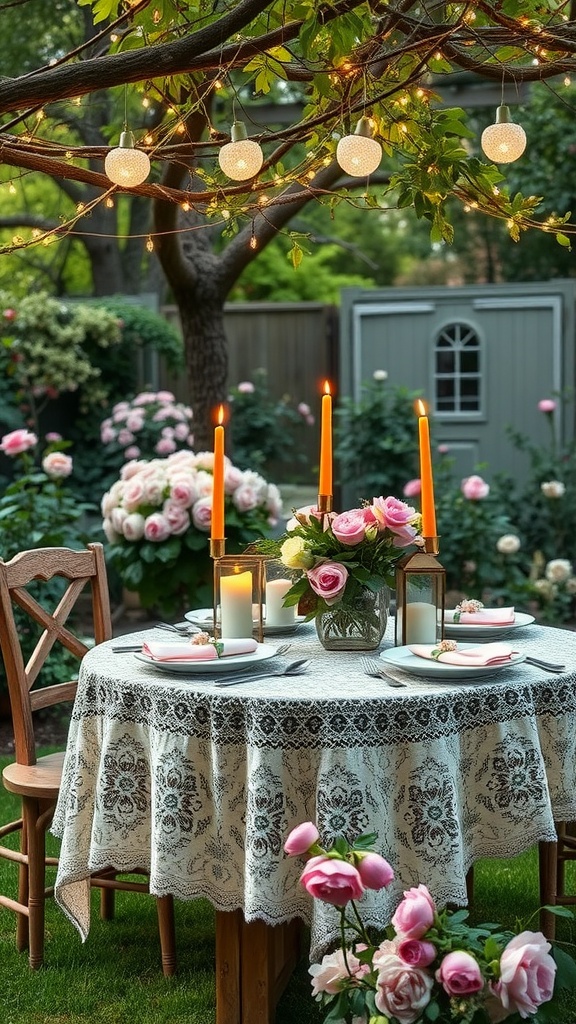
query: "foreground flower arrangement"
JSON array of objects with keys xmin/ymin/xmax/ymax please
[
  {"xmin": 285, "ymin": 822, "xmax": 576, "ymax": 1024},
  {"xmin": 101, "ymin": 449, "xmax": 282, "ymax": 615}
]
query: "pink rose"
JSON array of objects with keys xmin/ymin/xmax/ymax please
[
  {"xmin": 491, "ymin": 930, "xmax": 556, "ymax": 1018},
  {"xmin": 122, "ymin": 477, "xmax": 146, "ymax": 511},
  {"xmin": 143, "ymin": 512, "xmax": 171, "ymax": 542},
  {"xmin": 331, "ymin": 508, "xmax": 372, "ymax": 546},
  {"xmin": 436, "ymin": 950, "xmax": 484, "ymax": 996},
  {"xmin": 156, "ymin": 390, "xmax": 175, "ymax": 402},
  {"xmin": 237, "ymin": 381, "xmax": 255, "ymax": 393},
  {"xmin": 124, "ymin": 446, "xmax": 141, "ymax": 460},
  {"xmin": 117, "ymin": 429, "xmax": 134, "ymax": 446},
  {"xmin": 307, "ymin": 561, "xmax": 348, "ymax": 605},
  {"xmin": 42, "ymin": 451, "xmax": 73, "ymax": 478},
  {"xmin": 1, "ymin": 428, "xmax": 37, "ymax": 456},
  {"xmin": 169, "ymin": 477, "xmax": 197, "ymax": 508},
  {"xmin": 538, "ymin": 399, "xmax": 556, "ymax": 413},
  {"xmin": 397, "ymin": 938, "xmax": 437, "ymax": 968},
  {"xmin": 163, "ymin": 502, "xmax": 190, "ymax": 536},
  {"xmin": 101, "ymin": 426, "xmax": 116, "ymax": 444},
  {"xmin": 125, "ymin": 412, "xmax": 145, "ymax": 432},
  {"xmin": 122, "ymin": 513, "xmax": 146, "ymax": 541},
  {"xmin": 298, "ymin": 402, "xmax": 311, "ymax": 416},
  {"xmin": 3, "ymin": 308, "xmax": 16, "ymax": 320},
  {"xmin": 373, "ymin": 496, "xmax": 418, "ymax": 537},
  {"xmin": 373, "ymin": 951, "xmax": 434, "ymax": 1024},
  {"xmin": 461, "ymin": 475, "xmax": 490, "ymax": 500},
  {"xmin": 309, "ymin": 948, "xmax": 367, "ymax": 996},
  {"xmin": 233, "ymin": 484, "xmax": 259, "ymax": 513},
  {"xmin": 284, "ymin": 822, "xmax": 320, "ymax": 856},
  {"xmin": 356, "ymin": 852, "xmax": 394, "ymax": 890},
  {"xmin": 403, "ymin": 479, "xmax": 421, "ymax": 498},
  {"xmin": 191, "ymin": 496, "xmax": 213, "ymax": 532},
  {"xmin": 300, "ymin": 855, "xmax": 364, "ymax": 907},
  {"xmin": 45, "ymin": 431, "xmax": 62, "ymax": 442},
  {"xmin": 155, "ymin": 437, "xmax": 177, "ymax": 455},
  {"xmin": 437, "ymin": 443, "xmax": 450, "ymax": 454},
  {"xmin": 391, "ymin": 884, "xmax": 436, "ymax": 939}
]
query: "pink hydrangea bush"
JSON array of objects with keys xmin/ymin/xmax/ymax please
[
  {"xmin": 101, "ymin": 449, "xmax": 282, "ymax": 615},
  {"xmin": 284, "ymin": 822, "xmax": 571, "ymax": 1024}
]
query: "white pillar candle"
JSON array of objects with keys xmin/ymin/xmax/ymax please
[
  {"xmin": 265, "ymin": 578, "xmax": 296, "ymax": 627},
  {"xmin": 220, "ymin": 570, "xmax": 254, "ymax": 638},
  {"xmin": 405, "ymin": 601, "xmax": 438, "ymax": 645}
]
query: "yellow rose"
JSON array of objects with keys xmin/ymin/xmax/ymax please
[{"xmin": 280, "ymin": 536, "xmax": 314, "ymax": 570}]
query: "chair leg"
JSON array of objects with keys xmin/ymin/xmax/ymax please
[
  {"xmin": 23, "ymin": 797, "xmax": 46, "ymax": 969},
  {"xmin": 538, "ymin": 840, "xmax": 558, "ymax": 941},
  {"xmin": 16, "ymin": 813, "xmax": 29, "ymax": 952},
  {"xmin": 99, "ymin": 881, "xmax": 116, "ymax": 920},
  {"xmin": 156, "ymin": 895, "xmax": 177, "ymax": 977}
]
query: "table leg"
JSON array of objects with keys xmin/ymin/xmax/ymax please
[{"xmin": 215, "ymin": 910, "xmax": 302, "ymax": 1024}]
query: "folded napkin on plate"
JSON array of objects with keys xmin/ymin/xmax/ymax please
[
  {"xmin": 141, "ymin": 638, "xmax": 258, "ymax": 662},
  {"xmin": 444, "ymin": 607, "xmax": 515, "ymax": 626},
  {"xmin": 409, "ymin": 642, "xmax": 517, "ymax": 667}
]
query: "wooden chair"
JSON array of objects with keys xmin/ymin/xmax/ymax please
[
  {"xmin": 539, "ymin": 829, "xmax": 576, "ymax": 939},
  {"xmin": 0, "ymin": 544, "xmax": 176, "ymax": 973}
]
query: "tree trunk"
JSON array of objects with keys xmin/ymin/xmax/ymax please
[{"xmin": 174, "ymin": 284, "xmax": 228, "ymax": 452}]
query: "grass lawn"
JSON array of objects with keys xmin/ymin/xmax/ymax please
[{"xmin": 1, "ymin": 753, "xmax": 576, "ymax": 1023}]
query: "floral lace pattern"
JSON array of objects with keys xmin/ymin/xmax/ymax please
[{"xmin": 52, "ymin": 623, "xmax": 576, "ymax": 958}]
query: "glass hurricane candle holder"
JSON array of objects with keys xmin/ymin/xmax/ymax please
[{"xmin": 212, "ymin": 554, "xmax": 266, "ymax": 642}]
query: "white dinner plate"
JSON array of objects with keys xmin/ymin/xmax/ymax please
[
  {"xmin": 443, "ymin": 611, "xmax": 535, "ymax": 640},
  {"xmin": 379, "ymin": 644, "xmax": 526, "ymax": 680},
  {"xmin": 184, "ymin": 607, "xmax": 305, "ymax": 637},
  {"xmin": 134, "ymin": 642, "xmax": 278, "ymax": 674}
]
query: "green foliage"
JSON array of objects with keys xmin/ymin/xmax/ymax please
[
  {"xmin": 229, "ymin": 368, "xmax": 314, "ymax": 477},
  {"xmin": 92, "ymin": 298, "xmax": 184, "ymax": 375},
  {"xmin": 334, "ymin": 374, "xmax": 422, "ymax": 501}
]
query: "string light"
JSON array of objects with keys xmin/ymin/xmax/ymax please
[
  {"xmin": 146, "ymin": 235, "xmax": 154, "ymax": 252},
  {"xmin": 481, "ymin": 105, "xmax": 526, "ymax": 163},
  {"xmin": 218, "ymin": 121, "xmax": 263, "ymax": 181},
  {"xmin": 105, "ymin": 128, "xmax": 151, "ymax": 186},
  {"xmin": 336, "ymin": 116, "xmax": 382, "ymax": 177}
]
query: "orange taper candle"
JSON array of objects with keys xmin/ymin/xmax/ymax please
[
  {"xmin": 211, "ymin": 405, "xmax": 225, "ymax": 541},
  {"xmin": 319, "ymin": 380, "xmax": 333, "ymax": 497},
  {"xmin": 416, "ymin": 399, "xmax": 437, "ymax": 538}
]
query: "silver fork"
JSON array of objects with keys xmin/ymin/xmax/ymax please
[
  {"xmin": 360, "ymin": 656, "xmax": 407, "ymax": 688},
  {"xmin": 214, "ymin": 658, "xmax": 310, "ymax": 687}
]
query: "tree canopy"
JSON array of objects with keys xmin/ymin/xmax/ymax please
[{"xmin": 3, "ymin": 1, "xmax": 576, "ymax": 446}]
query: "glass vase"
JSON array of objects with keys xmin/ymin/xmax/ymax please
[{"xmin": 315, "ymin": 585, "xmax": 389, "ymax": 651}]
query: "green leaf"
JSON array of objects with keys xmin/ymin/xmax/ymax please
[{"xmin": 556, "ymin": 232, "xmax": 572, "ymax": 249}]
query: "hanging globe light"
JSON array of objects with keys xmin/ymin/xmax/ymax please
[
  {"xmin": 336, "ymin": 116, "xmax": 382, "ymax": 177},
  {"xmin": 218, "ymin": 121, "xmax": 264, "ymax": 181},
  {"xmin": 105, "ymin": 130, "xmax": 151, "ymax": 187},
  {"xmin": 481, "ymin": 105, "xmax": 527, "ymax": 164}
]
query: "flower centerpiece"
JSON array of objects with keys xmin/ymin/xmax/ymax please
[
  {"xmin": 284, "ymin": 821, "xmax": 576, "ymax": 1024},
  {"xmin": 258, "ymin": 497, "xmax": 423, "ymax": 650},
  {"xmin": 101, "ymin": 449, "xmax": 282, "ymax": 616}
]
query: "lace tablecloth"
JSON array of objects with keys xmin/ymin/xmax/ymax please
[{"xmin": 52, "ymin": 621, "xmax": 576, "ymax": 958}]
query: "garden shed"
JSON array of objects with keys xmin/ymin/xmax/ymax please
[{"xmin": 339, "ymin": 280, "xmax": 576, "ymax": 488}]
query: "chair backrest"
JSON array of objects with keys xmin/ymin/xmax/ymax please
[{"xmin": 0, "ymin": 543, "xmax": 112, "ymax": 766}]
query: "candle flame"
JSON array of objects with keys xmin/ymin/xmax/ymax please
[
  {"xmin": 415, "ymin": 398, "xmax": 428, "ymax": 417},
  {"xmin": 217, "ymin": 404, "xmax": 225, "ymax": 426},
  {"xmin": 323, "ymin": 380, "xmax": 331, "ymax": 396}
]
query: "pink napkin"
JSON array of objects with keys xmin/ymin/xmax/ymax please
[
  {"xmin": 409, "ymin": 642, "xmax": 517, "ymax": 667},
  {"xmin": 444, "ymin": 607, "xmax": 515, "ymax": 626},
  {"xmin": 141, "ymin": 639, "xmax": 258, "ymax": 662}
]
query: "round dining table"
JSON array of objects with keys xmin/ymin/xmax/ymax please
[{"xmin": 51, "ymin": 618, "xmax": 576, "ymax": 1023}]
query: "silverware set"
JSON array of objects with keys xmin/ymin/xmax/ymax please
[{"xmin": 360, "ymin": 657, "xmax": 407, "ymax": 687}]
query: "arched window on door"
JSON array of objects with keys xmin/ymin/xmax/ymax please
[{"xmin": 434, "ymin": 321, "xmax": 483, "ymax": 416}]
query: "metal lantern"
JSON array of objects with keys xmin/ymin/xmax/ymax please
[{"xmin": 395, "ymin": 543, "xmax": 446, "ymax": 647}]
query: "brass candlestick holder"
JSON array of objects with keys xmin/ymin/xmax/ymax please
[
  {"xmin": 395, "ymin": 537, "xmax": 446, "ymax": 647},
  {"xmin": 317, "ymin": 494, "xmax": 334, "ymax": 514}
]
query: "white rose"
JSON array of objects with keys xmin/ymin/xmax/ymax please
[
  {"xmin": 496, "ymin": 534, "xmax": 521, "ymax": 554},
  {"xmin": 545, "ymin": 558, "xmax": 572, "ymax": 583},
  {"xmin": 102, "ymin": 518, "xmax": 120, "ymax": 543},
  {"xmin": 122, "ymin": 513, "xmax": 146, "ymax": 541},
  {"xmin": 541, "ymin": 480, "xmax": 565, "ymax": 498}
]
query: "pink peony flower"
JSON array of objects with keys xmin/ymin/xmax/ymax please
[
  {"xmin": 143, "ymin": 512, "xmax": 171, "ymax": 543},
  {"xmin": 0, "ymin": 428, "xmax": 37, "ymax": 456},
  {"xmin": 356, "ymin": 852, "xmax": 394, "ymax": 890},
  {"xmin": 42, "ymin": 451, "xmax": 73, "ymax": 479},
  {"xmin": 397, "ymin": 938, "xmax": 437, "ymax": 968},
  {"xmin": 403, "ymin": 478, "xmax": 421, "ymax": 498},
  {"xmin": 300, "ymin": 855, "xmax": 364, "ymax": 907},
  {"xmin": 538, "ymin": 398, "xmax": 556, "ymax": 413},
  {"xmin": 436, "ymin": 950, "xmax": 484, "ymax": 996},
  {"xmin": 373, "ymin": 951, "xmax": 434, "ymax": 1024},
  {"xmin": 331, "ymin": 508, "xmax": 372, "ymax": 546},
  {"xmin": 391, "ymin": 884, "xmax": 436, "ymax": 939},
  {"xmin": 307, "ymin": 561, "xmax": 349, "ymax": 605},
  {"xmin": 461, "ymin": 474, "xmax": 490, "ymax": 500},
  {"xmin": 284, "ymin": 821, "xmax": 320, "ymax": 856},
  {"xmin": 491, "ymin": 930, "xmax": 556, "ymax": 1018}
]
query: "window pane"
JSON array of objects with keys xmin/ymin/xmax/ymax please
[
  {"xmin": 437, "ymin": 379, "xmax": 454, "ymax": 399},
  {"xmin": 460, "ymin": 351, "xmax": 479, "ymax": 373},
  {"xmin": 461, "ymin": 378, "xmax": 479, "ymax": 397},
  {"xmin": 436, "ymin": 351, "xmax": 455, "ymax": 373}
]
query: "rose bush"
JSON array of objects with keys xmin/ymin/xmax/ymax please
[
  {"xmin": 284, "ymin": 822, "xmax": 576, "ymax": 1024},
  {"xmin": 101, "ymin": 449, "xmax": 282, "ymax": 615}
]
